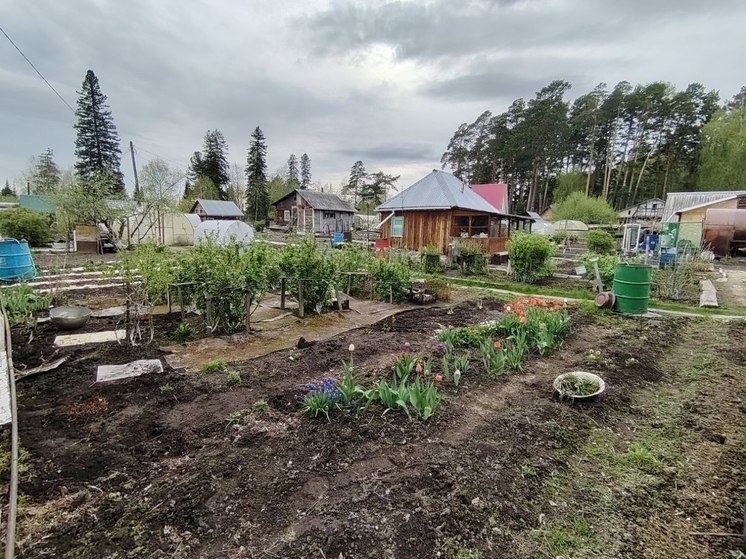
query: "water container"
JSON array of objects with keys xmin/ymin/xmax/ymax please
[
  {"xmin": 332, "ymin": 232, "xmax": 344, "ymax": 245},
  {"xmin": 612, "ymin": 262, "xmax": 652, "ymax": 314},
  {"xmin": 0, "ymin": 239, "xmax": 36, "ymax": 281}
]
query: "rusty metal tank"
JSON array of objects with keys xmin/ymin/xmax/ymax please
[{"xmin": 703, "ymin": 208, "xmax": 746, "ymax": 257}]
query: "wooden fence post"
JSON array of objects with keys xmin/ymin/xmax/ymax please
[
  {"xmin": 205, "ymin": 293, "xmax": 213, "ymax": 332},
  {"xmin": 298, "ymin": 280, "xmax": 305, "ymax": 318},
  {"xmin": 280, "ymin": 277, "xmax": 286, "ymax": 310},
  {"xmin": 178, "ymin": 285, "xmax": 185, "ymax": 320},
  {"xmin": 245, "ymin": 293, "xmax": 252, "ymax": 332},
  {"xmin": 389, "ymin": 284, "xmax": 393, "ymax": 304},
  {"xmin": 166, "ymin": 286, "xmax": 172, "ymax": 315}
]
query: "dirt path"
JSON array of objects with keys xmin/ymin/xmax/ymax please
[{"xmin": 716, "ymin": 266, "xmax": 746, "ymax": 307}]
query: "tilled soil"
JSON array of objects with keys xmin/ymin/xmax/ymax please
[{"xmin": 2, "ymin": 300, "xmax": 741, "ymax": 558}]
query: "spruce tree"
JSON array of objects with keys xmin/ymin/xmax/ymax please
[
  {"xmin": 31, "ymin": 148, "xmax": 61, "ymax": 194},
  {"xmin": 187, "ymin": 131, "xmax": 230, "ymax": 199},
  {"xmin": 287, "ymin": 154, "xmax": 300, "ymax": 189},
  {"xmin": 300, "ymin": 153, "xmax": 311, "ymax": 189},
  {"xmin": 1, "ymin": 180, "xmax": 14, "ymax": 197},
  {"xmin": 344, "ymin": 160, "xmax": 367, "ymax": 207},
  {"xmin": 73, "ymin": 70, "xmax": 124, "ymax": 194},
  {"xmin": 245, "ymin": 127, "xmax": 269, "ymax": 222}
]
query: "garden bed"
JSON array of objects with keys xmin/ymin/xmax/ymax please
[{"xmin": 2, "ymin": 298, "xmax": 744, "ymax": 558}]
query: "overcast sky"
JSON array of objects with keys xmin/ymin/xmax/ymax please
[{"xmin": 2, "ymin": 0, "xmax": 745, "ymax": 195}]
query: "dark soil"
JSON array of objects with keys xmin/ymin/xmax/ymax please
[{"xmin": 2, "ymin": 299, "xmax": 741, "ymax": 558}]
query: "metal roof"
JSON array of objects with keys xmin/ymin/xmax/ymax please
[
  {"xmin": 662, "ymin": 191, "xmax": 746, "ymax": 222},
  {"xmin": 470, "ymin": 183, "xmax": 509, "ymax": 214},
  {"xmin": 192, "ymin": 199, "xmax": 244, "ymax": 217},
  {"xmin": 376, "ymin": 170, "xmax": 500, "ymax": 214},
  {"xmin": 297, "ymin": 190, "xmax": 355, "ymax": 212},
  {"xmin": 273, "ymin": 190, "xmax": 355, "ymax": 213}
]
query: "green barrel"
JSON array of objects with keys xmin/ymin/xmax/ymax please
[{"xmin": 612, "ymin": 263, "xmax": 652, "ymax": 314}]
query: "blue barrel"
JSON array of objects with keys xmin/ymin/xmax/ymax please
[
  {"xmin": 332, "ymin": 232, "xmax": 344, "ymax": 245},
  {"xmin": 0, "ymin": 239, "xmax": 36, "ymax": 281}
]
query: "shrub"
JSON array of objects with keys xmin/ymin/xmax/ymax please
[
  {"xmin": 279, "ymin": 236, "xmax": 335, "ymax": 313},
  {"xmin": 178, "ymin": 239, "xmax": 270, "ymax": 333},
  {"xmin": 456, "ymin": 240, "xmax": 487, "ymax": 275},
  {"xmin": 0, "ymin": 284, "xmax": 51, "ymax": 327},
  {"xmin": 0, "ymin": 208, "xmax": 50, "ymax": 246},
  {"xmin": 172, "ymin": 322, "xmax": 193, "ymax": 343},
  {"xmin": 586, "ymin": 230, "xmax": 615, "ymax": 254},
  {"xmin": 370, "ymin": 256, "xmax": 411, "ymax": 301},
  {"xmin": 332, "ymin": 244, "xmax": 373, "ymax": 294},
  {"xmin": 426, "ymin": 277, "xmax": 451, "ymax": 302},
  {"xmin": 202, "ymin": 359, "xmax": 227, "ymax": 374},
  {"xmin": 226, "ymin": 370, "xmax": 241, "ymax": 385},
  {"xmin": 554, "ymin": 192, "xmax": 617, "ymax": 224},
  {"xmin": 507, "ymin": 232, "xmax": 555, "ymax": 283},
  {"xmin": 126, "ymin": 243, "xmax": 178, "ymax": 304},
  {"xmin": 578, "ymin": 253, "xmax": 619, "ymax": 287},
  {"xmin": 652, "ymin": 262, "xmax": 699, "ymax": 302}
]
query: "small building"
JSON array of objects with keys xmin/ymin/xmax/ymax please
[
  {"xmin": 376, "ymin": 170, "xmax": 532, "ymax": 254},
  {"xmin": 18, "ymin": 194, "xmax": 54, "ymax": 214},
  {"xmin": 189, "ymin": 199, "xmax": 244, "ymax": 222},
  {"xmin": 662, "ymin": 190, "xmax": 746, "ymax": 248},
  {"xmin": 617, "ymin": 198, "xmax": 664, "ymax": 224},
  {"xmin": 273, "ymin": 190, "xmax": 355, "ymax": 234}
]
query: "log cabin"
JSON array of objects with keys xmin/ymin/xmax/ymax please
[{"xmin": 376, "ymin": 170, "xmax": 532, "ymax": 256}]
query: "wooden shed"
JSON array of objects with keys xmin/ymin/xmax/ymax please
[
  {"xmin": 273, "ymin": 190, "xmax": 355, "ymax": 234},
  {"xmin": 376, "ymin": 170, "xmax": 532, "ymax": 254}
]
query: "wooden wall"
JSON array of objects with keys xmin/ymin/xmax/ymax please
[{"xmin": 380, "ymin": 210, "xmax": 452, "ymax": 252}]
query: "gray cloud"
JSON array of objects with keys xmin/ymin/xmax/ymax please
[{"xmin": 1, "ymin": 0, "xmax": 745, "ymax": 192}]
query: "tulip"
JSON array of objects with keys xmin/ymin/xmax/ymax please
[
  {"xmin": 434, "ymin": 374, "xmax": 443, "ymax": 383},
  {"xmin": 493, "ymin": 340, "xmax": 501, "ymax": 349},
  {"xmin": 415, "ymin": 362, "xmax": 423, "ymax": 374},
  {"xmin": 348, "ymin": 344, "xmax": 355, "ymax": 352}
]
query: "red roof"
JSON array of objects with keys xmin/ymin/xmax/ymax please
[{"xmin": 470, "ymin": 183, "xmax": 509, "ymax": 214}]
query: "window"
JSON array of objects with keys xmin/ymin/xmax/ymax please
[
  {"xmin": 283, "ymin": 210, "xmax": 290, "ymax": 222},
  {"xmin": 323, "ymin": 211, "xmax": 336, "ymax": 219},
  {"xmin": 391, "ymin": 216, "xmax": 404, "ymax": 237}
]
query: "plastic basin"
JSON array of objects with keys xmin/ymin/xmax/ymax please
[{"xmin": 553, "ymin": 371, "xmax": 606, "ymax": 402}]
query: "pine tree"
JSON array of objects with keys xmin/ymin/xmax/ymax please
[
  {"xmin": 344, "ymin": 161, "xmax": 367, "ymax": 207},
  {"xmin": 73, "ymin": 70, "xmax": 124, "ymax": 194},
  {"xmin": 186, "ymin": 132, "xmax": 230, "ymax": 199},
  {"xmin": 300, "ymin": 153, "xmax": 311, "ymax": 189},
  {"xmin": 31, "ymin": 148, "xmax": 61, "ymax": 194},
  {"xmin": 287, "ymin": 154, "xmax": 300, "ymax": 189},
  {"xmin": 245, "ymin": 127, "xmax": 269, "ymax": 223}
]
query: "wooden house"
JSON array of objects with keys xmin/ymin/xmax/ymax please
[
  {"xmin": 189, "ymin": 199, "xmax": 244, "ymax": 222},
  {"xmin": 376, "ymin": 170, "xmax": 532, "ymax": 254},
  {"xmin": 273, "ymin": 190, "xmax": 355, "ymax": 234},
  {"xmin": 617, "ymin": 198, "xmax": 664, "ymax": 224}
]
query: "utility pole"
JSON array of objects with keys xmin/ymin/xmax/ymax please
[{"xmin": 129, "ymin": 141, "xmax": 140, "ymax": 198}]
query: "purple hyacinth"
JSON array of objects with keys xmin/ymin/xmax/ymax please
[{"xmin": 305, "ymin": 377, "xmax": 341, "ymax": 403}]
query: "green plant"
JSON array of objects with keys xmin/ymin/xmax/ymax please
[
  {"xmin": 456, "ymin": 240, "xmax": 487, "ymax": 275},
  {"xmin": 202, "ymin": 359, "xmax": 227, "ymax": 374},
  {"xmin": 225, "ymin": 408, "xmax": 251, "ymax": 426},
  {"xmin": 172, "ymin": 322, "xmax": 193, "ymax": 343},
  {"xmin": 578, "ymin": 253, "xmax": 619, "ymax": 287},
  {"xmin": 370, "ymin": 256, "xmax": 411, "ymax": 301},
  {"xmin": 453, "ymin": 353, "xmax": 471, "ymax": 376},
  {"xmin": 250, "ymin": 400, "xmax": 268, "ymax": 413},
  {"xmin": 441, "ymin": 354, "xmax": 451, "ymax": 381},
  {"xmin": 556, "ymin": 374, "xmax": 599, "ymax": 398},
  {"xmin": 226, "ymin": 370, "xmax": 241, "ymax": 385},
  {"xmin": 504, "ymin": 335, "xmax": 527, "ymax": 372},
  {"xmin": 419, "ymin": 245, "xmax": 442, "ymax": 273},
  {"xmin": 652, "ymin": 261, "xmax": 699, "ymax": 302},
  {"xmin": 332, "ymin": 244, "xmax": 374, "ymax": 293},
  {"xmin": 437, "ymin": 325, "xmax": 486, "ymax": 349},
  {"xmin": 507, "ymin": 232, "xmax": 555, "ymax": 283},
  {"xmin": 426, "ymin": 276, "xmax": 451, "ymax": 301},
  {"xmin": 0, "ymin": 208, "xmax": 51, "ymax": 246},
  {"xmin": 406, "ymin": 377, "xmax": 441, "ymax": 420},
  {"xmin": 554, "ymin": 192, "xmax": 617, "ymax": 224},
  {"xmin": 280, "ymin": 236, "xmax": 336, "ymax": 313},
  {"xmin": 336, "ymin": 360, "xmax": 363, "ymax": 408},
  {"xmin": 159, "ymin": 383, "xmax": 174, "ymax": 394},
  {"xmin": 479, "ymin": 339, "xmax": 506, "ymax": 377},
  {"xmin": 585, "ymin": 230, "xmax": 615, "ymax": 254},
  {"xmin": 0, "ymin": 284, "xmax": 52, "ymax": 327}
]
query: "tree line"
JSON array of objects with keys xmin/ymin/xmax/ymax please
[{"xmin": 441, "ymin": 80, "xmax": 745, "ymax": 212}]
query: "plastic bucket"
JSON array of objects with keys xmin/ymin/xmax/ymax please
[
  {"xmin": 612, "ymin": 262, "xmax": 652, "ymax": 314},
  {"xmin": 0, "ymin": 239, "xmax": 36, "ymax": 281}
]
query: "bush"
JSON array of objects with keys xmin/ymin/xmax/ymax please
[
  {"xmin": 554, "ymin": 192, "xmax": 617, "ymax": 224},
  {"xmin": 0, "ymin": 208, "xmax": 50, "ymax": 246},
  {"xmin": 578, "ymin": 253, "xmax": 618, "ymax": 287},
  {"xmin": 332, "ymin": 244, "xmax": 373, "ymax": 293},
  {"xmin": 279, "ymin": 236, "xmax": 335, "ymax": 313},
  {"xmin": 178, "ymin": 239, "xmax": 270, "ymax": 333},
  {"xmin": 586, "ymin": 230, "xmax": 615, "ymax": 254},
  {"xmin": 370, "ymin": 256, "xmax": 411, "ymax": 301},
  {"xmin": 507, "ymin": 232, "xmax": 555, "ymax": 283}
]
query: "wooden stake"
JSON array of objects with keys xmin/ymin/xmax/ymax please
[
  {"xmin": 245, "ymin": 293, "xmax": 252, "ymax": 332},
  {"xmin": 280, "ymin": 277, "xmax": 286, "ymax": 310},
  {"xmin": 298, "ymin": 281, "xmax": 305, "ymax": 318}
]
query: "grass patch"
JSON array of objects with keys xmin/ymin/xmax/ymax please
[{"xmin": 202, "ymin": 359, "xmax": 227, "ymax": 374}]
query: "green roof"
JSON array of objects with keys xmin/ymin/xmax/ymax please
[{"xmin": 19, "ymin": 194, "xmax": 54, "ymax": 213}]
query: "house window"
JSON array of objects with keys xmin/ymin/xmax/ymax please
[
  {"xmin": 283, "ymin": 210, "xmax": 290, "ymax": 222},
  {"xmin": 391, "ymin": 216, "xmax": 404, "ymax": 237},
  {"xmin": 652, "ymin": 203, "xmax": 657, "ymax": 210},
  {"xmin": 323, "ymin": 211, "xmax": 336, "ymax": 219}
]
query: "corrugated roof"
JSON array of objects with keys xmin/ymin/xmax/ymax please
[
  {"xmin": 471, "ymin": 183, "xmax": 509, "ymax": 214},
  {"xmin": 297, "ymin": 190, "xmax": 355, "ymax": 212},
  {"xmin": 192, "ymin": 199, "xmax": 244, "ymax": 217},
  {"xmin": 376, "ymin": 170, "xmax": 500, "ymax": 214},
  {"xmin": 662, "ymin": 191, "xmax": 746, "ymax": 222},
  {"xmin": 18, "ymin": 194, "xmax": 54, "ymax": 213}
]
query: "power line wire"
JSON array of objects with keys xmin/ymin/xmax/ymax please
[{"xmin": 0, "ymin": 23, "xmax": 75, "ymax": 114}]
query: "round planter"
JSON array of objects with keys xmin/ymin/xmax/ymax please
[{"xmin": 553, "ymin": 371, "xmax": 606, "ymax": 402}]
